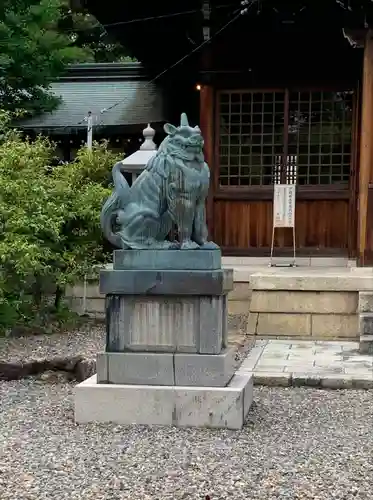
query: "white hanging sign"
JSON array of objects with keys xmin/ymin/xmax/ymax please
[{"xmin": 273, "ymin": 184, "xmax": 296, "ymax": 228}]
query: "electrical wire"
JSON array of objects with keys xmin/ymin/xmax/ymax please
[
  {"xmin": 102, "ymin": 10, "xmax": 199, "ymax": 29},
  {"xmin": 66, "ymin": 13, "xmax": 242, "ymax": 131},
  {"xmin": 101, "ymin": 3, "xmax": 238, "ymax": 28},
  {"xmin": 64, "ymin": 2, "xmax": 257, "ymax": 131},
  {"xmin": 68, "ymin": 9, "xmax": 198, "ymax": 32},
  {"xmin": 70, "ymin": 4, "xmax": 236, "ymax": 32}
]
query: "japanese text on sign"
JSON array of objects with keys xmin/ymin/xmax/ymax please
[{"xmin": 273, "ymin": 184, "xmax": 296, "ymax": 228}]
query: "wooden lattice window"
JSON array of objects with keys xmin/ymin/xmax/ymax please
[
  {"xmin": 288, "ymin": 91, "xmax": 353, "ymax": 185},
  {"xmin": 219, "ymin": 91, "xmax": 285, "ymax": 186},
  {"xmin": 218, "ymin": 89, "xmax": 353, "ymax": 187}
]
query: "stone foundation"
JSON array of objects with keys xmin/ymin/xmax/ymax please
[
  {"xmin": 249, "ymin": 290, "xmax": 358, "ymax": 339},
  {"xmin": 65, "ymin": 280, "xmax": 250, "ymax": 318},
  {"xmin": 247, "ymin": 272, "xmax": 373, "ymax": 340},
  {"xmin": 75, "ymin": 373, "xmax": 253, "ymax": 430},
  {"xmin": 74, "ymin": 249, "xmax": 253, "ymax": 430},
  {"xmin": 96, "ymin": 348, "xmax": 235, "ymax": 387},
  {"xmin": 359, "ymin": 292, "xmax": 373, "ymax": 353},
  {"xmin": 66, "ymin": 263, "xmax": 373, "ymax": 345}
]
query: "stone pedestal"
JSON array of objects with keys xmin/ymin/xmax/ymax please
[
  {"xmin": 74, "ymin": 249, "xmax": 253, "ymax": 429},
  {"xmin": 102, "ymin": 295, "xmax": 228, "ymax": 354}
]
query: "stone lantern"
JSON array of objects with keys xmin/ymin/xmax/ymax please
[{"xmin": 121, "ymin": 124, "xmax": 157, "ymax": 185}]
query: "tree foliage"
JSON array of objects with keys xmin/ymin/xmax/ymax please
[
  {"xmin": 0, "ymin": 0, "xmax": 92, "ymax": 116},
  {"xmin": 58, "ymin": 3, "xmax": 135, "ymax": 63},
  {"xmin": 0, "ymin": 111, "xmax": 120, "ymax": 332}
]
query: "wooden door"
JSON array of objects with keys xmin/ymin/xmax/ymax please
[{"xmin": 212, "ymin": 88, "xmax": 357, "ymax": 256}]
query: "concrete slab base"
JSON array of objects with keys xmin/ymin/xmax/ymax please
[{"xmin": 74, "ymin": 373, "xmax": 253, "ymax": 430}]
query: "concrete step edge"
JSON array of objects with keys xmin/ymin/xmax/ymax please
[{"xmin": 359, "ymin": 312, "xmax": 373, "ymax": 319}]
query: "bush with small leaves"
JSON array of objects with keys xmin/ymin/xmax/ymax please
[{"xmin": 0, "ymin": 113, "xmax": 121, "ymax": 333}]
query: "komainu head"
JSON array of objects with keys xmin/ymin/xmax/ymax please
[{"xmin": 162, "ymin": 113, "xmax": 204, "ymax": 160}]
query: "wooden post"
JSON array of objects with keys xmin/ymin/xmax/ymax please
[
  {"xmin": 358, "ymin": 31, "xmax": 373, "ymax": 265},
  {"xmin": 199, "ymin": 1, "xmax": 215, "ymax": 241},
  {"xmin": 200, "ymin": 84, "xmax": 215, "ymax": 240}
]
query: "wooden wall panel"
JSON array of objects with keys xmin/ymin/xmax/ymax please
[
  {"xmin": 358, "ymin": 32, "xmax": 373, "ymax": 265},
  {"xmin": 199, "ymin": 85, "xmax": 215, "ymax": 237},
  {"xmin": 213, "ymin": 200, "xmax": 349, "ymax": 254}
]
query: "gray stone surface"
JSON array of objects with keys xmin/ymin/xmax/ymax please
[
  {"xmin": 98, "ymin": 352, "xmax": 175, "ymax": 385},
  {"xmin": 174, "ymin": 348, "xmax": 235, "ymax": 387},
  {"xmin": 113, "ymin": 249, "xmax": 222, "ymax": 270},
  {"xmin": 238, "ymin": 339, "xmax": 373, "ymax": 389},
  {"xmin": 359, "ymin": 312, "xmax": 373, "ymax": 335},
  {"xmin": 222, "ymin": 296, "xmax": 229, "ymax": 348},
  {"xmin": 358, "ymin": 291, "xmax": 373, "ymax": 313},
  {"xmin": 360, "ymin": 335, "xmax": 373, "ymax": 354},
  {"xmin": 199, "ymin": 296, "xmax": 225, "ymax": 353},
  {"xmin": 96, "ymin": 353, "xmax": 108, "ymax": 383},
  {"xmin": 100, "ymin": 268, "xmax": 233, "ymax": 296},
  {"xmin": 359, "ymin": 293, "xmax": 373, "ymax": 354},
  {"xmin": 97, "ymin": 350, "xmax": 235, "ymax": 387},
  {"xmin": 196, "ymin": 295, "xmax": 228, "ymax": 355},
  {"xmin": 105, "ymin": 295, "xmax": 226, "ymax": 354},
  {"xmin": 75, "ymin": 373, "xmax": 253, "ymax": 429},
  {"xmin": 253, "ymin": 372, "xmax": 292, "ymax": 387}
]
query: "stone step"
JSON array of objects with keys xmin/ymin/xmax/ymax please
[
  {"xmin": 221, "ymin": 256, "xmax": 351, "ymax": 268},
  {"xmin": 359, "ymin": 313, "xmax": 373, "ymax": 337},
  {"xmin": 359, "ymin": 334, "xmax": 373, "ymax": 354},
  {"xmin": 358, "ymin": 291, "xmax": 373, "ymax": 313}
]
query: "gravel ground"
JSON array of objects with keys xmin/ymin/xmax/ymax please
[
  {"xmin": 0, "ymin": 381, "xmax": 372, "ymax": 500},
  {"xmin": 0, "ymin": 315, "xmax": 251, "ymax": 366},
  {"xmin": 0, "ymin": 323, "xmax": 106, "ymax": 363}
]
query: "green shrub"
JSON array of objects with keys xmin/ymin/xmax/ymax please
[{"xmin": 0, "ymin": 113, "xmax": 121, "ymax": 333}]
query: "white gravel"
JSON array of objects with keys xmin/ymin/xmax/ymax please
[{"xmin": 0, "ymin": 381, "xmax": 372, "ymax": 500}]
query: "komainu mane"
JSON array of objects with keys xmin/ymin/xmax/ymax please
[{"xmin": 100, "ymin": 113, "xmax": 218, "ymax": 250}]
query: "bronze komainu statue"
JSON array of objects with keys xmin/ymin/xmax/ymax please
[{"xmin": 100, "ymin": 113, "xmax": 218, "ymax": 250}]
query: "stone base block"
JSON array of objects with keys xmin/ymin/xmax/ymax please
[
  {"xmin": 251, "ymin": 290, "xmax": 357, "ymax": 314},
  {"xmin": 74, "ymin": 373, "xmax": 253, "ymax": 430},
  {"xmin": 100, "ymin": 269, "xmax": 233, "ymax": 296},
  {"xmin": 174, "ymin": 349, "xmax": 235, "ymax": 386},
  {"xmin": 358, "ymin": 292, "xmax": 373, "ymax": 313},
  {"xmin": 113, "ymin": 249, "xmax": 222, "ymax": 271},
  {"xmin": 250, "ymin": 272, "xmax": 373, "ymax": 292},
  {"xmin": 97, "ymin": 349, "xmax": 235, "ymax": 387},
  {"xmin": 105, "ymin": 295, "xmax": 228, "ymax": 354},
  {"xmin": 359, "ymin": 312, "xmax": 373, "ymax": 335},
  {"xmin": 360, "ymin": 335, "xmax": 373, "ymax": 354},
  {"xmin": 251, "ymin": 311, "xmax": 358, "ymax": 339},
  {"xmin": 97, "ymin": 352, "xmax": 174, "ymax": 385}
]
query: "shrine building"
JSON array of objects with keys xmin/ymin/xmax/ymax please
[{"xmin": 84, "ymin": 0, "xmax": 373, "ymax": 266}]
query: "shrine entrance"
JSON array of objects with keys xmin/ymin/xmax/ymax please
[{"xmin": 209, "ymin": 87, "xmax": 358, "ymax": 256}]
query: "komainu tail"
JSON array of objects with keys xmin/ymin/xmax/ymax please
[{"xmin": 100, "ymin": 161, "xmax": 130, "ymax": 248}]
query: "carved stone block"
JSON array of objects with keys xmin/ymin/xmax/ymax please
[
  {"xmin": 100, "ymin": 269, "xmax": 233, "ymax": 296},
  {"xmin": 105, "ymin": 294, "xmax": 228, "ymax": 354},
  {"xmin": 96, "ymin": 348, "xmax": 235, "ymax": 387},
  {"xmin": 113, "ymin": 249, "xmax": 222, "ymax": 271}
]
